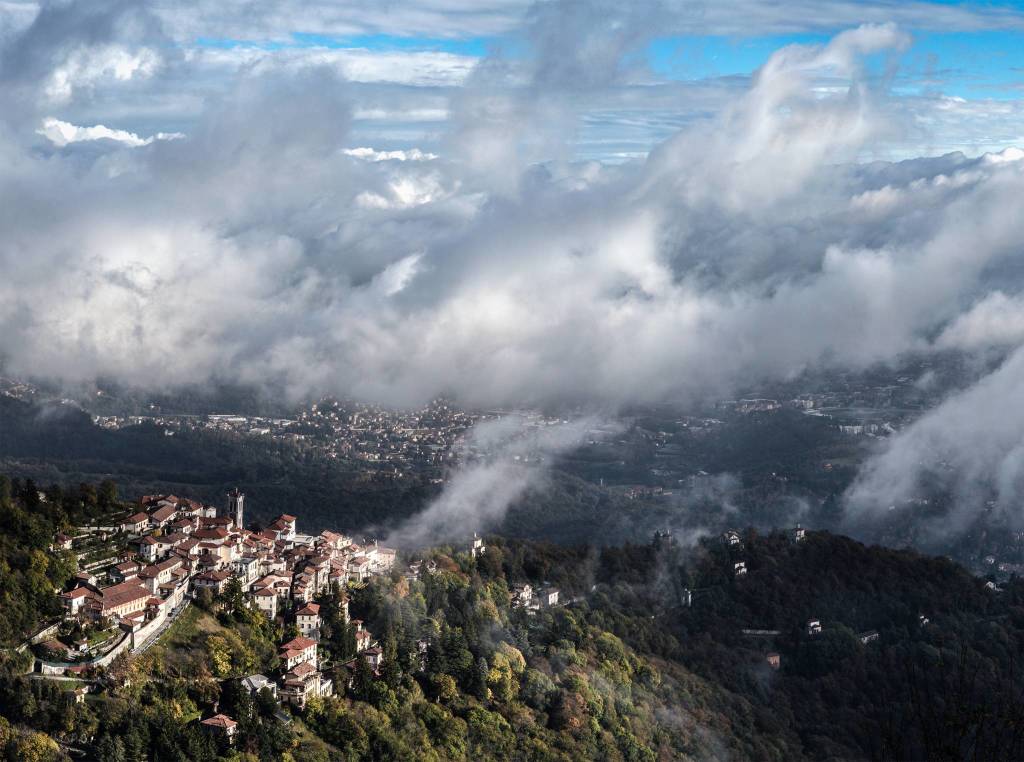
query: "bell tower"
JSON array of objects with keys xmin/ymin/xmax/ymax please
[{"xmin": 227, "ymin": 488, "xmax": 244, "ymax": 530}]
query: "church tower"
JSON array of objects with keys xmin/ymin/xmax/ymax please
[{"xmin": 227, "ymin": 488, "xmax": 244, "ymax": 530}]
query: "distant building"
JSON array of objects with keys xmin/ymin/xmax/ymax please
[
  {"xmin": 792, "ymin": 525, "xmax": 806, "ymax": 543},
  {"xmin": 734, "ymin": 561, "xmax": 747, "ymax": 577},
  {"xmin": 806, "ymin": 619, "xmax": 822, "ymax": 636},
  {"xmin": 766, "ymin": 653, "xmax": 781, "ymax": 670},
  {"xmin": 723, "ymin": 530, "xmax": 741, "ymax": 547},
  {"xmin": 858, "ymin": 630, "xmax": 879, "ymax": 644}
]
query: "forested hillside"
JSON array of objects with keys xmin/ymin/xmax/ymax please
[{"xmin": 2, "ymin": 477, "xmax": 1024, "ymax": 760}]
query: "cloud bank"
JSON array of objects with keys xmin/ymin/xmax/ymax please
[{"xmin": 3, "ymin": 2, "xmax": 1024, "ymax": 531}]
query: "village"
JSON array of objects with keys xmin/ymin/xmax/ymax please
[{"xmin": 33, "ymin": 489, "xmax": 563, "ymax": 742}]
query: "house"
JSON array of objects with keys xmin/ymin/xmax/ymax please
[
  {"xmin": 250, "ymin": 587, "xmax": 278, "ymax": 619},
  {"xmin": 138, "ymin": 535, "xmax": 160, "ymax": 563},
  {"xmin": 138, "ymin": 557, "xmax": 184, "ymax": 594},
  {"xmin": 110, "ymin": 560, "xmax": 141, "ymax": 583},
  {"xmin": 280, "ymin": 661, "xmax": 331, "ymax": 708},
  {"xmin": 242, "ymin": 674, "xmax": 277, "ymax": 699},
  {"xmin": 858, "ymin": 630, "xmax": 879, "ymax": 644},
  {"xmin": 792, "ymin": 525, "xmax": 806, "ymax": 543},
  {"xmin": 807, "ymin": 619, "xmax": 822, "ymax": 636},
  {"xmin": 192, "ymin": 569, "xmax": 232, "ymax": 594},
  {"xmin": 279, "ymin": 636, "xmax": 318, "ymax": 671},
  {"xmin": 60, "ymin": 586, "xmax": 93, "ymax": 616},
  {"xmin": 537, "ymin": 587, "xmax": 560, "ymax": 608},
  {"xmin": 362, "ymin": 646, "xmax": 383, "ymax": 669},
  {"xmin": 355, "ymin": 628, "xmax": 372, "ymax": 652},
  {"xmin": 122, "ymin": 512, "xmax": 150, "ymax": 535},
  {"xmin": 723, "ymin": 530, "xmax": 741, "ymax": 547},
  {"xmin": 734, "ymin": 561, "xmax": 747, "ymax": 577},
  {"xmin": 231, "ymin": 556, "xmax": 260, "ymax": 585},
  {"xmin": 200, "ymin": 714, "xmax": 237, "ymax": 742},
  {"xmin": 268, "ymin": 515, "xmax": 297, "ymax": 542},
  {"xmin": 470, "ymin": 533, "xmax": 486, "ymax": 558},
  {"xmin": 766, "ymin": 653, "xmax": 781, "ymax": 670},
  {"xmin": 295, "ymin": 603, "xmax": 321, "ymax": 638},
  {"xmin": 511, "ymin": 583, "xmax": 533, "ymax": 608},
  {"xmin": 347, "ymin": 556, "xmax": 372, "ymax": 582},
  {"xmin": 53, "ymin": 532, "xmax": 73, "ymax": 551},
  {"xmin": 148, "ymin": 504, "xmax": 178, "ymax": 528}
]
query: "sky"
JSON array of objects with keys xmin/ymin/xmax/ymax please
[{"xmin": 3, "ymin": 1, "xmax": 1024, "ymax": 527}]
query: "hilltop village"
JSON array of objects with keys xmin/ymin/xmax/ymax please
[
  {"xmin": 37, "ymin": 489, "xmax": 568, "ymax": 739},
  {"xmin": 48, "ymin": 491, "xmax": 406, "ymax": 712}
]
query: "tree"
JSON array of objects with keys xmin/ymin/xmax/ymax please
[
  {"xmin": 98, "ymin": 479, "xmax": 118, "ymax": 509},
  {"xmin": 220, "ymin": 577, "xmax": 245, "ymax": 614},
  {"xmin": 95, "ymin": 734, "xmax": 127, "ymax": 762}
]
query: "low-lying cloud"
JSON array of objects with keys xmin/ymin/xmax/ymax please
[{"xmin": 383, "ymin": 415, "xmax": 607, "ymax": 548}]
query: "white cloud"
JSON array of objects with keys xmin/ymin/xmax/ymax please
[
  {"xmin": 44, "ymin": 45, "xmax": 160, "ymax": 103},
  {"xmin": 36, "ymin": 116, "xmax": 183, "ymax": 147},
  {"xmin": 344, "ymin": 146, "xmax": 438, "ymax": 161}
]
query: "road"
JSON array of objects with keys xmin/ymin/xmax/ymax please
[{"xmin": 134, "ymin": 598, "xmax": 191, "ymax": 654}]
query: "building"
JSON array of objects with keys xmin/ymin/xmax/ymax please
[
  {"xmin": 122, "ymin": 512, "xmax": 150, "ymax": 534},
  {"xmin": 60, "ymin": 586, "xmax": 92, "ymax": 616},
  {"xmin": 250, "ymin": 587, "xmax": 278, "ymax": 619},
  {"xmin": 766, "ymin": 653, "xmax": 781, "ymax": 670},
  {"xmin": 734, "ymin": 561, "xmax": 747, "ymax": 577},
  {"xmin": 200, "ymin": 714, "xmax": 237, "ymax": 742},
  {"xmin": 537, "ymin": 587, "xmax": 560, "ymax": 608},
  {"xmin": 227, "ymin": 488, "xmax": 244, "ymax": 531},
  {"xmin": 295, "ymin": 603, "xmax": 321, "ymax": 638},
  {"xmin": 470, "ymin": 533, "xmax": 486, "ymax": 558},
  {"xmin": 242, "ymin": 674, "xmax": 277, "ymax": 699},
  {"xmin": 279, "ymin": 636, "xmax": 318, "ymax": 671},
  {"xmin": 268, "ymin": 515, "xmax": 297, "ymax": 542},
  {"xmin": 192, "ymin": 569, "xmax": 232, "ymax": 594},
  {"xmin": 110, "ymin": 560, "xmax": 141, "ymax": 583},
  {"xmin": 148, "ymin": 503, "xmax": 178, "ymax": 528},
  {"xmin": 511, "ymin": 583, "xmax": 533, "ymax": 608},
  {"xmin": 792, "ymin": 525, "xmax": 806, "ymax": 543},
  {"xmin": 807, "ymin": 619, "xmax": 822, "ymax": 636},
  {"xmin": 88, "ymin": 581, "xmax": 151, "ymax": 621},
  {"xmin": 279, "ymin": 660, "xmax": 333, "ymax": 708}
]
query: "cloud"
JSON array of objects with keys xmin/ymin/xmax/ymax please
[
  {"xmin": 36, "ymin": 116, "xmax": 183, "ymax": 147},
  {"xmin": 382, "ymin": 415, "xmax": 607, "ymax": 547},
  {"xmin": 0, "ymin": 6, "xmax": 1023, "ymax": 437},
  {"xmin": 936, "ymin": 291, "xmax": 1024, "ymax": 351},
  {"xmin": 845, "ymin": 346, "xmax": 1024, "ymax": 532}
]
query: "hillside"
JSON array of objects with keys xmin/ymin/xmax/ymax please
[{"xmin": 2, "ymin": 478, "xmax": 1024, "ymax": 759}]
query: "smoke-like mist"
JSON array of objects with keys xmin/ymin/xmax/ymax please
[{"xmin": 383, "ymin": 416, "xmax": 610, "ymax": 548}]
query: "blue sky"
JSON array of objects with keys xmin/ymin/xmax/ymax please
[
  {"xmin": 192, "ymin": 11, "xmax": 1024, "ymax": 101},
  {"xmin": 4, "ymin": 0, "xmax": 1023, "ymax": 161}
]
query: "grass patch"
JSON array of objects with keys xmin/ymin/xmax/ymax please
[{"xmin": 159, "ymin": 605, "xmax": 225, "ymax": 650}]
